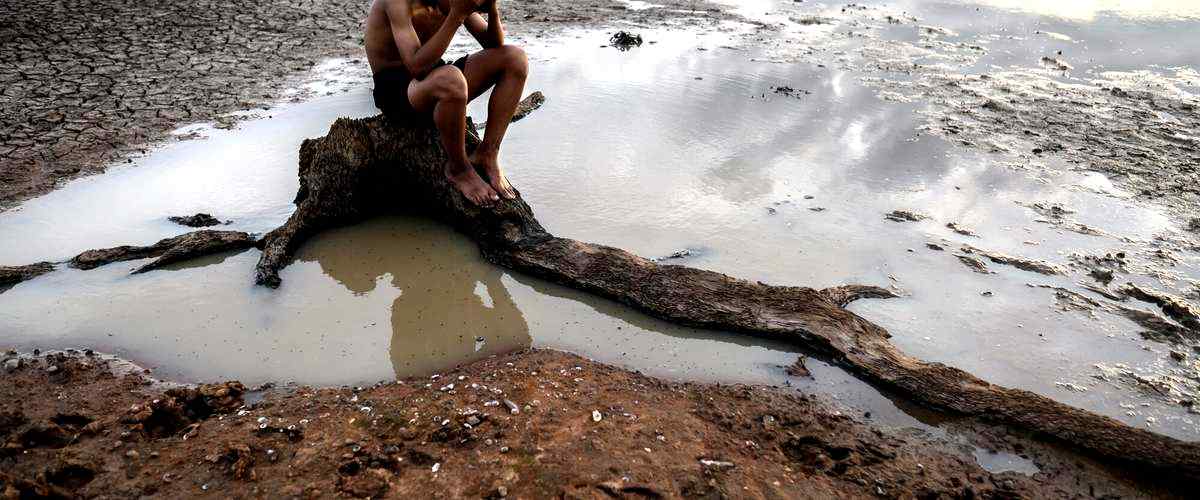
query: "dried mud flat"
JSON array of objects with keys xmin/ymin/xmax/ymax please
[
  {"xmin": 0, "ymin": 349, "xmax": 1175, "ymax": 499},
  {"xmin": 0, "ymin": 0, "xmax": 729, "ymax": 209}
]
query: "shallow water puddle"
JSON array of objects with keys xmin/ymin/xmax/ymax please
[{"xmin": 2, "ymin": 5, "xmax": 1200, "ymax": 443}]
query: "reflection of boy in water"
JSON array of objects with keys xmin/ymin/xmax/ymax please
[
  {"xmin": 305, "ymin": 232, "xmax": 530, "ymax": 378},
  {"xmin": 365, "ymin": 0, "xmax": 528, "ymax": 207}
]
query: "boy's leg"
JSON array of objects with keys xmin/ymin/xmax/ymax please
[
  {"xmin": 408, "ymin": 65, "xmax": 500, "ymax": 207},
  {"xmin": 461, "ymin": 45, "xmax": 529, "ymax": 200}
]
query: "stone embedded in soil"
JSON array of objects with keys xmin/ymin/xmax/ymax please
[
  {"xmin": 69, "ymin": 230, "xmax": 256, "ymax": 272},
  {"xmin": 168, "ymin": 213, "xmax": 225, "ymax": 228}
]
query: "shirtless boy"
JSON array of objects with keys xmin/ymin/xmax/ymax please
[{"xmin": 365, "ymin": 0, "xmax": 528, "ymax": 206}]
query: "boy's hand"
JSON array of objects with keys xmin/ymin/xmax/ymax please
[{"xmin": 449, "ymin": 0, "xmax": 486, "ymax": 19}]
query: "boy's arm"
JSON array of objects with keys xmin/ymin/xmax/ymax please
[
  {"xmin": 464, "ymin": 0, "xmax": 504, "ymax": 48},
  {"xmin": 388, "ymin": 0, "xmax": 470, "ymax": 77}
]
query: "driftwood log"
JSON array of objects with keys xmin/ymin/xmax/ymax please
[{"xmin": 254, "ymin": 94, "xmax": 1200, "ymax": 480}]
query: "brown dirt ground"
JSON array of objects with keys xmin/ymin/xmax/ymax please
[{"xmin": 0, "ymin": 349, "xmax": 1182, "ymax": 498}]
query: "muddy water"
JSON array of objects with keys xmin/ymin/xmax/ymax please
[{"xmin": 2, "ymin": 1, "xmax": 1200, "ymax": 445}]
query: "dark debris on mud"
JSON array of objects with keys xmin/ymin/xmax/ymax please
[
  {"xmin": 609, "ymin": 31, "xmax": 644, "ymax": 51},
  {"xmin": 884, "ymin": 210, "xmax": 930, "ymax": 222},
  {"xmin": 168, "ymin": 213, "xmax": 227, "ymax": 228}
]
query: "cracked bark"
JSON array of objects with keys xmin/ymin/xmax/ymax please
[{"xmin": 252, "ymin": 95, "xmax": 1200, "ymax": 480}]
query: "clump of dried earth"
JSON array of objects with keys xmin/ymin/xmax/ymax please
[
  {"xmin": 0, "ymin": 0, "xmax": 732, "ymax": 209},
  {"xmin": 0, "ymin": 349, "xmax": 1179, "ymax": 498}
]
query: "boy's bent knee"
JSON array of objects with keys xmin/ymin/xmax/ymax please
[
  {"xmin": 432, "ymin": 67, "xmax": 468, "ymax": 102},
  {"xmin": 500, "ymin": 45, "xmax": 528, "ymax": 76}
]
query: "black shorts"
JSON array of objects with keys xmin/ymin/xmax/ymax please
[{"xmin": 373, "ymin": 55, "xmax": 469, "ymax": 119}]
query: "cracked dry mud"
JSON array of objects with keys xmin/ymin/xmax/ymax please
[{"xmin": 0, "ymin": 0, "xmax": 730, "ymax": 210}]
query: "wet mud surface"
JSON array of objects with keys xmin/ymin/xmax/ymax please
[{"xmin": 0, "ymin": 349, "xmax": 1176, "ymax": 499}]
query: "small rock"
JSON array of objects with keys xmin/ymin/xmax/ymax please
[
  {"xmin": 1171, "ymin": 350, "xmax": 1187, "ymax": 362},
  {"xmin": 699, "ymin": 459, "xmax": 736, "ymax": 469},
  {"xmin": 786, "ymin": 356, "xmax": 812, "ymax": 378},
  {"xmin": 46, "ymin": 365, "xmax": 59, "ymax": 374},
  {"xmin": 947, "ymin": 222, "xmax": 979, "ymax": 237},
  {"xmin": 496, "ymin": 485, "xmax": 508, "ymax": 497},
  {"xmin": 503, "ymin": 399, "xmax": 519, "ymax": 415},
  {"xmin": 609, "ymin": 31, "xmax": 643, "ymax": 51},
  {"xmin": 884, "ymin": 210, "xmax": 929, "ymax": 223},
  {"xmin": 3, "ymin": 359, "xmax": 19, "ymax": 372},
  {"xmin": 168, "ymin": 213, "xmax": 225, "ymax": 228},
  {"xmin": 592, "ymin": 410, "xmax": 603, "ymax": 422}
]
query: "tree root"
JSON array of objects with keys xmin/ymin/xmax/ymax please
[
  {"xmin": 70, "ymin": 230, "xmax": 256, "ymax": 273},
  {"xmin": 0, "ymin": 262, "xmax": 54, "ymax": 292}
]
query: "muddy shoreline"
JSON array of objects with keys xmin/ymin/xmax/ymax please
[
  {"xmin": 0, "ymin": 348, "xmax": 1179, "ymax": 498},
  {"xmin": 0, "ymin": 0, "xmax": 730, "ymax": 210}
]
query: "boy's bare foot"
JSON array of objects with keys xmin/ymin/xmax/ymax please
[
  {"xmin": 445, "ymin": 160, "xmax": 499, "ymax": 207},
  {"xmin": 471, "ymin": 151, "xmax": 517, "ymax": 200}
]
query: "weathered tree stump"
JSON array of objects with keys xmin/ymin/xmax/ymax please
[{"xmin": 255, "ymin": 95, "xmax": 1200, "ymax": 480}]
